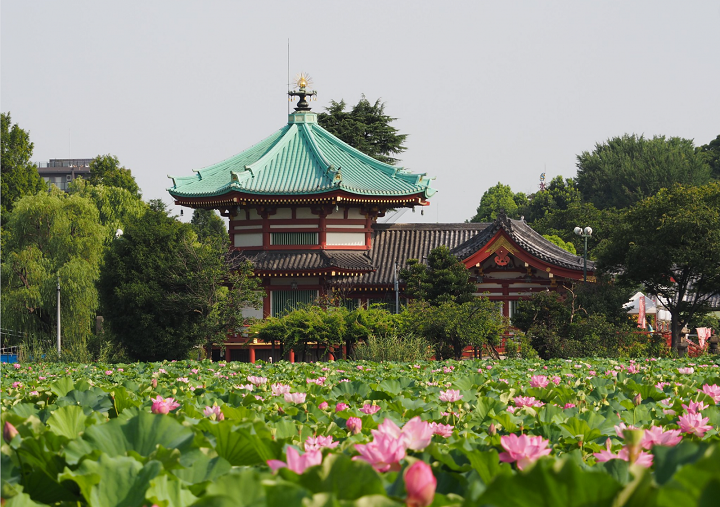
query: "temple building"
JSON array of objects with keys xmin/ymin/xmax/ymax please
[{"xmin": 168, "ymin": 79, "xmax": 595, "ymax": 361}]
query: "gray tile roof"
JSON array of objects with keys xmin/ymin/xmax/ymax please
[
  {"xmin": 231, "ymin": 250, "xmax": 374, "ymax": 273},
  {"xmin": 451, "ymin": 214, "xmax": 596, "ymax": 272},
  {"xmin": 360, "ymin": 223, "xmax": 488, "ymax": 285}
]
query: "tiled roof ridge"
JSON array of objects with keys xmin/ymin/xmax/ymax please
[{"xmin": 373, "ymin": 223, "xmax": 489, "ymax": 231}]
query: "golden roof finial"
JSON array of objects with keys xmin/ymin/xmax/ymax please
[{"xmin": 295, "ymin": 72, "xmax": 313, "ymax": 90}]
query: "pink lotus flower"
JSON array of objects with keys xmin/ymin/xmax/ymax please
[
  {"xmin": 593, "ymin": 438, "xmax": 653, "ymax": 467},
  {"xmin": 400, "ymin": 417, "xmax": 434, "ymax": 450},
  {"xmin": 700, "ymin": 384, "xmax": 720, "ymax": 404},
  {"xmin": 104, "ymin": 370, "xmax": 113, "ymax": 375},
  {"xmin": 354, "ymin": 432, "xmax": 406, "ymax": 472},
  {"xmin": 678, "ymin": 367, "xmax": 694, "ymax": 374},
  {"xmin": 529, "ymin": 375, "xmax": 549, "ymax": 388},
  {"xmin": 626, "ymin": 364, "xmax": 640, "ymax": 374},
  {"xmin": 271, "ymin": 383, "xmax": 291, "ymax": 396},
  {"xmin": 247, "ymin": 375, "xmax": 268, "ymax": 385},
  {"xmin": 318, "ymin": 401, "xmax": 329, "ymax": 410},
  {"xmin": 513, "ymin": 396, "xmax": 544, "ymax": 408},
  {"xmin": 29, "ymin": 391, "xmax": 38, "ymax": 396},
  {"xmin": 304, "ymin": 435, "xmax": 339, "ymax": 451},
  {"xmin": 267, "ymin": 446, "xmax": 322, "ymax": 474},
  {"xmin": 641, "ymin": 426, "xmax": 681, "ymax": 449},
  {"xmin": 11, "ymin": 382, "xmax": 22, "ymax": 389},
  {"xmin": 360, "ymin": 404, "xmax": 381, "ymax": 415},
  {"xmin": 151, "ymin": 396, "xmax": 180, "ymax": 414},
  {"xmin": 563, "ymin": 403, "xmax": 576, "ymax": 409},
  {"xmin": 335, "ymin": 402, "xmax": 349, "ymax": 412},
  {"xmin": 429, "ymin": 422, "xmax": 454, "ymax": 438},
  {"xmin": 284, "ymin": 392, "xmax": 307, "ymax": 404},
  {"xmin": 191, "ymin": 368, "xmax": 199, "ymax": 374},
  {"xmin": 347, "ymin": 417, "xmax": 362, "ymax": 434},
  {"xmin": 681, "ymin": 400, "xmax": 708, "ymax": 414},
  {"xmin": 203, "ymin": 405, "xmax": 224, "ymax": 421},
  {"xmin": 614, "ymin": 422, "xmax": 638, "ymax": 438},
  {"xmin": 404, "ymin": 461, "xmax": 436, "ymax": 507},
  {"xmin": 3, "ymin": 422, "xmax": 19, "ymax": 443},
  {"xmin": 373, "ymin": 418, "xmax": 402, "ymax": 439},
  {"xmin": 551, "ymin": 376, "xmax": 561, "ymax": 385},
  {"xmin": 498, "ymin": 434, "xmax": 551, "ymax": 470},
  {"xmin": 439, "ymin": 389, "xmax": 462, "ymax": 402},
  {"xmin": 13, "ymin": 364, "xmax": 20, "ymax": 369},
  {"xmin": 678, "ymin": 412, "xmax": 712, "ymax": 437}
]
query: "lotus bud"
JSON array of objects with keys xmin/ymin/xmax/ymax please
[
  {"xmin": 346, "ymin": 417, "xmax": 362, "ymax": 435},
  {"xmin": 3, "ymin": 422, "xmax": 18, "ymax": 443},
  {"xmin": 633, "ymin": 393, "xmax": 642, "ymax": 406},
  {"xmin": 488, "ymin": 423, "xmax": 497, "ymax": 436},
  {"xmin": 151, "ymin": 378, "xmax": 158, "ymax": 389},
  {"xmin": 404, "ymin": 461, "xmax": 436, "ymax": 507},
  {"xmin": 623, "ymin": 428, "xmax": 644, "ymax": 464},
  {"xmin": 318, "ymin": 401, "xmax": 329, "ymax": 410}
]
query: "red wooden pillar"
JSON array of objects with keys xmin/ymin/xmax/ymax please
[
  {"xmin": 289, "ymin": 350, "xmax": 295, "ymax": 363},
  {"xmin": 342, "ymin": 345, "xmax": 347, "ymax": 359},
  {"xmin": 249, "ymin": 347, "xmax": 256, "ymax": 364}
]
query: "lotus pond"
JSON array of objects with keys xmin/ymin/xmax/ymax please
[{"xmin": 2, "ymin": 357, "xmax": 720, "ymax": 506}]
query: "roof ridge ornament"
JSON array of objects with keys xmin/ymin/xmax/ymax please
[{"xmin": 288, "ymin": 72, "xmax": 317, "ymax": 111}]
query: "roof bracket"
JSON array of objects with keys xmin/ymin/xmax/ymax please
[
  {"xmin": 166, "ymin": 175, "xmax": 176, "ymax": 187},
  {"xmin": 191, "ymin": 169, "xmax": 202, "ymax": 180}
]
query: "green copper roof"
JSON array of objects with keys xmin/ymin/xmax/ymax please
[{"xmin": 168, "ymin": 111, "xmax": 436, "ymax": 200}]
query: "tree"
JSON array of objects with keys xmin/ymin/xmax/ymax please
[
  {"xmin": 469, "ymin": 183, "xmax": 527, "ymax": 222},
  {"xmin": 400, "ymin": 245, "xmax": 476, "ymax": 306},
  {"xmin": 87, "ymin": 154, "xmax": 141, "ymax": 197},
  {"xmin": 596, "ymin": 182, "xmax": 720, "ymax": 352},
  {"xmin": 317, "ymin": 96, "xmax": 408, "ymax": 165},
  {"xmin": 98, "ymin": 205, "xmax": 261, "ymax": 361},
  {"xmin": 1, "ymin": 190, "xmax": 105, "ymax": 356},
  {"xmin": 399, "ymin": 299, "xmax": 505, "ymax": 360},
  {"xmin": 576, "ymin": 134, "xmax": 712, "ymax": 210},
  {"xmin": 191, "ymin": 208, "xmax": 228, "ymax": 244},
  {"xmin": 1, "ymin": 112, "xmax": 47, "ymax": 222},
  {"xmin": 67, "ymin": 178, "xmax": 147, "ymax": 245},
  {"xmin": 523, "ymin": 176, "xmax": 582, "ymax": 224},
  {"xmin": 697, "ymin": 134, "xmax": 720, "ymax": 181},
  {"xmin": 512, "ymin": 282, "xmax": 638, "ymax": 359}
]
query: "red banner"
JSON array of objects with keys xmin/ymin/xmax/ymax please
[{"xmin": 638, "ymin": 296, "xmax": 646, "ymax": 329}]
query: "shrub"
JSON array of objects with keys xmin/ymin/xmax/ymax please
[{"xmin": 351, "ymin": 334, "xmax": 432, "ymax": 362}]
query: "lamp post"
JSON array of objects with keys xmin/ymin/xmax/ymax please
[{"xmin": 573, "ymin": 226, "xmax": 592, "ymax": 282}]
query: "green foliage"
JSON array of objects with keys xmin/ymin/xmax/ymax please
[
  {"xmin": 542, "ymin": 235, "xmax": 577, "ymax": 255},
  {"xmin": 596, "ymin": 182, "xmax": 720, "ymax": 351},
  {"xmin": 317, "ymin": 96, "xmax": 408, "ymax": 165},
  {"xmin": 697, "ymin": 134, "xmax": 720, "ymax": 180},
  {"xmin": 576, "ymin": 134, "xmax": 712, "ymax": 210},
  {"xmin": 67, "ymin": 178, "xmax": 147, "ymax": 245},
  {"xmin": 531, "ymin": 201, "xmax": 618, "ymax": 259},
  {"xmin": 512, "ymin": 282, "xmax": 636, "ymax": 359},
  {"xmin": 1, "ymin": 191, "xmax": 105, "ymax": 353},
  {"xmin": 400, "ymin": 245, "xmax": 476, "ymax": 306},
  {"xmin": 504, "ymin": 330, "xmax": 539, "ymax": 359},
  {"xmin": 469, "ymin": 182, "xmax": 527, "ymax": 222},
  {"xmin": 98, "ymin": 206, "xmax": 261, "ymax": 361},
  {"xmin": 0, "ymin": 112, "xmax": 47, "ymax": 222},
  {"xmin": 398, "ymin": 299, "xmax": 505, "ymax": 360},
  {"xmin": 191, "ymin": 208, "xmax": 228, "ymax": 244},
  {"xmin": 351, "ymin": 333, "xmax": 432, "ymax": 362},
  {"xmin": 252, "ymin": 305, "xmax": 348, "ymax": 361},
  {"xmin": 522, "ymin": 176, "xmax": 582, "ymax": 224},
  {"xmin": 87, "ymin": 154, "xmax": 141, "ymax": 197}
]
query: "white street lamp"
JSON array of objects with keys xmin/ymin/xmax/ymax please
[{"xmin": 574, "ymin": 226, "xmax": 593, "ymax": 282}]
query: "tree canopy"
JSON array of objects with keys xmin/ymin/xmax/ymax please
[
  {"xmin": 191, "ymin": 208, "xmax": 228, "ymax": 244},
  {"xmin": 576, "ymin": 134, "xmax": 712, "ymax": 210},
  {"xmin": 596, "ymin": 182, "xmax": 720, "ymax": 352},
  {"xmin": 98, "ymin": 205, "xmax": 261, "ymax": 361},
  {"xmin": 697, "ymin": 134, "xmax": 720, "ymax": 181},
  {"xmin": 317, "ymin": 96, "xmax": 408, "ymax": 165},
  {"xmin": 1, "ymin": 190, "xmax": 105, "ymax": 355},
  {"xmin": 88, "ymin": 154, "xmax": 141, "ymax": 197},
  {"xmin": 1, "ymin": 112, "xmax": 46, "ymax": 222},
  {"xmin": 468, "ymin": 183, "xmax": 527, "ymax": 223},
  {"xmin": 400, "ymin": 245, "xmax": 476, "ymax": 306}
]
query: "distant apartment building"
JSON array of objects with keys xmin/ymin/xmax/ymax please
[{"xmin": 36, "ymin": 159, "xmax": 92, "ymax": 191}]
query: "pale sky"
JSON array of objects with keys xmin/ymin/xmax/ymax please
[{"xmin": 2, "ymin": 1, "xmax": 718, "ymax": 224}]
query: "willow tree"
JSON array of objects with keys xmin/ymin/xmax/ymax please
[{"xmin": 1, "ymin": 190, "xmax": 105, "ymax": 355}]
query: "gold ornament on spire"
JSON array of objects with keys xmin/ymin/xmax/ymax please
[{"xmin": 295, "ymin": 72, "xmax": 313, "ymax": 90}]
